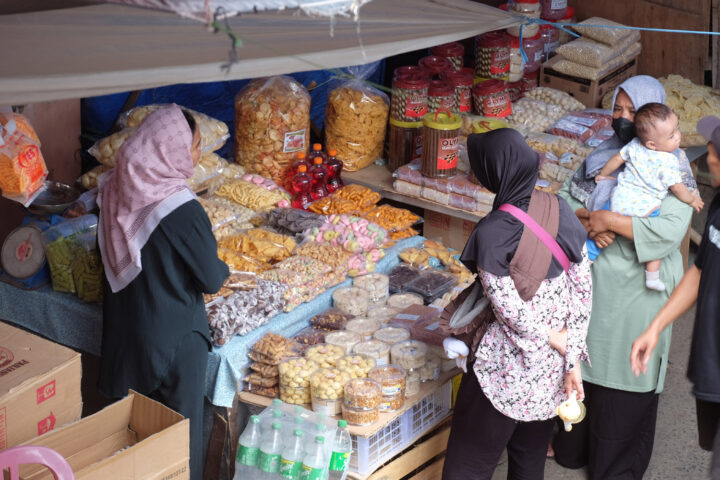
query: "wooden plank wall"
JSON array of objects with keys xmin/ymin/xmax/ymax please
[{"xmin": 569, "ymin": 0, "xmax": 711, "ymax": 84}]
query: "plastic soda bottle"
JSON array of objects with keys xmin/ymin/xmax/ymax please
[
  {"xmin": 328, "ymin": 420, "xmax": 352, "ymax": 480},
  {"xmin": 325, "ymin": 149, "xmax": 344, "ymax": 194},
  {"xmin": 235, "ymin": 415, "xmax": 262, "ymax": 479},
  {"xmin": 308, "ymin": 143, "xmax": 327, "ymax": 165},
  {"xmin": 300, "ymin": 435, "xmax": 327, "ymax": 480},
  {"xmin": 291, "ymin": 164, "xmax": 313, "ymax": 210},
  {"xmin": 309, "ymin": 157, "xmax": 329, "ymax": 200},
  {"xmin": 257, "ymin": 421, "xmax": 283, "ymax": 478},
  {"xmin": 287, "ymin": 151, "xmax": 310, "ymax": 189},
  {"xmin": 279, "ymin": 429, "xmax": 305, "ymax": 480}
]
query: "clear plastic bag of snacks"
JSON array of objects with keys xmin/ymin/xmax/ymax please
[{"xmin": 0, "ymin": 115, "xmax": 48, "ymax": 206}]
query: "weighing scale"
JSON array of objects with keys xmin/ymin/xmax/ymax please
[{"xmin": 0, "ymin": 223, "xmax": 49, "ymax": 289}]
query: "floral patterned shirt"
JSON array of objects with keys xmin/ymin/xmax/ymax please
[{"xmin": 473, "ymin": 249, "xmax": 593, "ymax": 422}]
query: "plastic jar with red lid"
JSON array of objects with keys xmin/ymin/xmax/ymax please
[
  {"xmin": 509, "ymin": 36, "xmax": 525, "ymax": 83},
  {"xmin": 521, "ymin": 70, "xmax": 539, "ymax": 93},
  {"xmin": 556, "ymin": 6, "xmax": 576, "ymax": 45},
  {"xmin": 540, "ymin": 0, "xmax": 567, "ymax": 21},
  {"xmin": 428, "ymin": 80, "xmax": 458, "ymax": 113},
  {"xmin": 475, "ymin": 31, "xmax": 511, "ymax": 81},
  {"xmin": 393, "ymin": 65, "xmax": 427, "ymax": 79},
  {"xmin": 540, "ymin": 24, "xmax": 560, "ymax": 62},
  {"xmin": 472, "ymin": 80, "xmax": 512, "ymax": 118},
  {"xmin": 507, "ymin": 81, "xmax": 523, "ymax": 102},
  {"xmin": 507, "ymin": 0, "xmax": 540, "ymax": 37},
  {"xmin": 431, "ymin": 42, "xmax": 464, "ymax": 71},
  {"xmin": 440, "ymin": 70, "xmax": 474, "ymax": 113},
  {"xmin": 418, "ymin": 56, "xmax": 454, "ymax": 80},
  {"xmin": 523, "ymin": 32, "xmax": 543, "ymax": 72},
  {"xmin": 391, "ymin": 74, "xmax": 430, "ymax": 122}
]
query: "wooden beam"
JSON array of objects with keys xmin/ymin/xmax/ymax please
[{"xmin": 367, "ymin": 426, "xmax": 450, "ymax": 480}]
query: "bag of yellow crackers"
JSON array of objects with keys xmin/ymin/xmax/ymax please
[
  {"xmin": 324, "ymin": 81, "xmax": 390, "ymax": 172},
  {"xmin": 0, "ymin": 113, "xmax": 48, "ymax": 206}
]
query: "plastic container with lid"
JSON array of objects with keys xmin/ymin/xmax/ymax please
[
  {"xmin": 522, "ymin": 70, "xmax": 539, "ymax": 93},
  {"xmin": 336, "ymin": 354, "xmax": 376, "ymax": 379},
  {"xmin": 325, "ymin": 330, "xmax": 363, "ymax": 355},
  {"xmin": 353, "ymin": 340, "xmax": 391, "ymax": 366},
  {"xmin": 333, "ymin": 286, "xmax": 370, "ymax": 316},
  {"xmin": 421, "ymin": 109, "xmax": 462, "ymax": 178},
  {"xmin": 540, "ymin": 24, "xmax": 560, "ymax": 62},
  {"xmin": 523, "ymin": 32, "xmax": 544, "ymax": 72},
  {"xmin": 341, "ymin": 403, "xmax": 379, "ymax": 426},
  {"xmin": 509, "ymin": 36, "xmax": 526, "ymax": 83},
  {"xmin": 387, "ymin": 292, "xmax": 425, "ymax": 310},
  {"xmin": 279, "ymin": 357, "xmax": 318, "ymax": 389},
  {"xmin": 310, "ymin": 367, "xmax": 351, "ymax": 415},
  {"xmin": 305, "ymin": 343, "xmax": 345, "ymax": 368},
  {"xmin": 440, "ymin": 70, "xmax": 474, "ymax": 113},
  {"xmin": 407, "ymin": 270, "xmax": 456, "ymax": 303},
  {"xmin": 405, "ymin": 369, "xmax": 421, "ymax": 397},
  {"xmin": 556, "ymin": 7, "xmax": 576, "ymax": 45},
  {"xmin": 391, "ymin": 73, "xmax": 430, "ymax": 123},
  {"xmin": 280, "ymin": 385, "xmax": 312, "ymax": 405},
  {"xmin": 539, "ymin": 0, "xmax": 567, "ymax": 21},
  {"xmin": 345, "ymin": 318, "xmax": 382, "ymax": 341},
  {"xmin": 508, "ymin": 81, "xmax": 523, "ymax": 102},
  {"xmin": 472, "ymin": 80, "xmax": 512, "ymax": 118},
  {"xmin": 344, "ymin": 378, "xmax": 382, "ymax": 409},
  {"xmin": 368, "ymin": 364, "xmax": 407, "ymax": 396},
  {"xmin": 373, "ymin": 326, "xmax": 411, "ymax": 345},
  {"xmin": 388, "ymin": 264, "xmax": 422, "ymax": 293},
  {"xmin": 379, "ymin": 393, "xmax": 405, "ymax": 412},
  {"xmin": 418, "ymin": 355, "xmax": 441, "ymax": 382},
  {"xmin": 507, "ymin": 0, "xmax": 540, "ymax": 37},
  {"xmin": 431, "ymin": 42, "xmax": 465, "ymax": 71},
  {"xmin": 393, "ymin": 65, "xmax": 427, "ymax": 79},
  {"xmin": 418, "ymin": 56, "xmax": 455, "ymax": 80},
  {"xmin": 366, "ymin": 305, "xmax": 401, "ymax": 324},
  {"xmin": 353, "ymin": 273, "xmax": 390, "ymax": 305},
  {"xmin": 427, "ymin": 80, "xmax": 458, "ymax": 113},
  {"xmin": 474, "ymin": 31, "xmax": 510, "ymax": 81},
  {"xmin": 472, "ymin": 117, "xmax": 510, "ymax": 134},
  {"xmin": 387, "ymin": 119, "xmax": 423, "ymax": 172},
  {"xmin": 390, "ymin": 340, "xmax": 429, "ymax": 370}
]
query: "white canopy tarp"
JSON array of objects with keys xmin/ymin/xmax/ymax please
[{"xmin": 0, "ymin": 0, "xmax": 518, "ymax": 104}]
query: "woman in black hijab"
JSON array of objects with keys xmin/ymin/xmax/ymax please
[{"xmin": 441, "ymin": 129, "xmax": 591, "ymax": 480}]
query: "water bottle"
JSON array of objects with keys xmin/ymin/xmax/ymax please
[
  {"xmin": 234, "ymin": 415, "xmax": 261, "ymax": 480},
  {"xmin": 300, "ymin": 435, "xmax": 327, "ymax": 480},
  {"xmin": 279, "ymin": 429, "xmax": 304, "ymax": 480},
  {"xmin": 328, "ymin": 420, "xmax": 352, "ymax": 480},
  {"xmin": 257, "ymin": 421, "xmax": 284, "ymax": 479},
  {"xmin": 263, "ymin": 408, "xmax": 284, "ymax": 434}
]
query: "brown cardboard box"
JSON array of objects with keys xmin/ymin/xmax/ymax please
[
  {"xmin": 0, "ymin": 322, "xmax": 82, "ymax": 449},
  {"xmin": 422, "ymin": 211, "xmax": 477, "ymax": 252},
  {"xmin": 19, "ymin": 391, "xmax": 189, "ymax": 480},
  {"xmin": 540, "ymin": 56, "xmax": 639, "ymax": 107}
]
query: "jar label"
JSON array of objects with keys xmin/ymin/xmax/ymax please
[
  {"xmin": 405, "ymin": 93, "xmax": 428, "ymax": 118},
  {"xmin": 280, "ymin": 458, "xmax": 302, "ymax": 479},
  {"xmin": 439, "ymin": 96, "xmax": 456, "ymax": 111},
  {"xmin": 237, "ymin": 445, "xmax": 259, "ymax": 466},
  {"xmin": 551, "ymin": 0, "xmax": 567, "ymax": 9},
  {"xmin": 381, "ymin": 385, "xmax": 402, "ymax": 396},
  {"xmin": 329, "ymin": 451, "xmax": 350, "ymax": 471},
  {"xmin": 458, "ymin": 89, "xmax": 472, "ymax": 112},
  {"xmin": 284, "ymin": 129, "xmax": 306, "ymax": 153},
  {"xmin": 258, "ymin": 452, "xmax": 281, "ymax": 473},
  {"xmin": 482, "ymin": 93, "xmax": 512, "ymax": 118},
  {"xmin": 436, "ymin": 136, "xmax": 459, "ymax": 170},
  {"xmin": 490, "ymin": 49, "xmax": 510, "ymax": 75}
]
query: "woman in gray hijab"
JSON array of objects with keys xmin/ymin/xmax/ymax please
[{"xmin": 553, "ymin": 76, "xmax": 696, "ymax": 478}]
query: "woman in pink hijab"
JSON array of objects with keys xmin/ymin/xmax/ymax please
[{"xmin": 97, "ymin": 104, "xmax": 229, "ymax": 480}]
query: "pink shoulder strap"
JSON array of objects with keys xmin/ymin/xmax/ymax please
[{"xmin": 498, "ymin": 203, "xmax": 571, "ymax": 272}]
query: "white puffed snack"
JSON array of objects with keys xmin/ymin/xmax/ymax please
[
  {"xmin": 345, "ymin": 318, "xmax": 381, "ymax": 341},
  {"xmin": 524, "ymin": 87, "xmax": 586, "ymax": 112},
  {"xmin": 506, "ymin": 98, "xmax": 565, "ymax": 133},
  {"xmin": 573, "ymin": 17, "xmax": 633, "ymax": 46},
  {"xmin": 324, "ymin": 330, "xmax": 362, "ymax": 355},
  {"xmin": 353, "ymin": 340, "xmax": 391, "ymax": 366},
  {"xmin": 390, "ymin": 340, "xmax": 428, "ymax": 370},
  {"xmin": 305, "ymin": 343, "xmax": 345, "ymax": 368},
  {"xmin": 310, "ymin": 367, "xmax": 351, "ymax": 415},
  {"xmin": 279, "ymin": 357, "xmax": 318, "ymax": 389},
  {"xmin": 353, "ymin": 273, "xmax": 390, "ymax": 305},
  {"xmin": 373, "ymin": 326, "xmax": 411, "ymax": 345},
  {"xmin": 336, "ymin": 354, "xmax": 376, "ymax": 379},
  {"xmin": 333, "ymin": 286, "xmax": 371, "ymax": 316},
  {"xmin": 387, "ymin": 292, "xmax": 424, "ymax": 310}
]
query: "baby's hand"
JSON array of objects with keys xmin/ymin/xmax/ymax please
[
  {"xmin": 690, "ymin": 196, "xmax": 704, "ymax": 213},
  {"xmin": 595, "ymin": 175, "xmax": 614, "ymax": 183}
]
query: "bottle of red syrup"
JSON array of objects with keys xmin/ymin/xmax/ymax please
[
  {"xmin": 291, "ymin": 164, "xmax": 313, "ymax": 210},
  {"xmin": 309, "ymin": 157, "xmax": 329, "ymax": 200},
  {"xmin": 308, "ymin": 143, "xmax": 327, "ymax": 165},
  {"xmin": 286, "ymin": 151, "xmax": 310, "ymax": 190},
  {"xmin": 325, "ymin": 149, "xmax": 344, "ymax": 194}
]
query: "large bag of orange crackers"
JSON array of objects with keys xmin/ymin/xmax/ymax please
[{"xmin": 0, "ymin": 113, "xmax": 48, "ymax": 206}]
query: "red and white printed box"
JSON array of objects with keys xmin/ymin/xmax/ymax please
[{"xmin": 0, "ymin": 322, "xmax": 82, "ymax": 448}]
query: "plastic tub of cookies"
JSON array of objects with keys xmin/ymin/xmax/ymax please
[
  {"xmin": 279, "ymin": 357, "xmax": 318, "ymax": 389},
  {"xmin": 366, "ymin": 305, "xmax": 401, "ymax": 324},
  {"xmin": 342, "ymin": 403, "xmax": 379, "ymax": 426},
  {"xmin": 333, "ymin": 286, "xmax": 371, "ymax": 316},
  {"xmin": 325, "ymin": 331, "xmax": 363, "ymax": 355},
  {"xmin": 337, "ymin": 354, "xmax": 376, "ymax": 379},
  {"xmin": 405, "ymin": 369, "xmax": 421, "ymax": 396},
  {"xmin": 373, "ymin": 326, "xmax": 411, "ymax": 345},
  {"xmin": 353, "ymin": 340, "xmax": 391, "ymax": 366},
  {"xmin": 407, "ymin": 271, "xmax": 456, "ymax": 303},
  {"xmin": 353, "ymin": 273, "xmax": 390, "ymax": 305},
  {"xmin": 391, "ymin": 340, "xmax": 429, "ymax": 370},
  {"xmin": 345, "ymin": 318, "xmax": 381, "ymax": 341},
  {"xmin": 368, "ymin": 364, "xmax": 407, "ymax": 396},
  {"xmin": 387, "ymin": 292, "xmax": 425, "ymax": 310},
  {"xmin": 280, "ymin": 385, "xmax": 312, "ymax": 405},
  {"xmin": 309, "ymin": 309, "xmax": 354, "ymax": 330},
  {"xmin": 344, "ymin": 378, "xmax": 382, "ymax": 409},
  {"xmin": 305, "ymin": 343, "xmax": 345, "ymax": 368},
  {"xmin": 379, "ymin": 393, "xmax": 405, "ymax": 412},
  {"xmin": 419, "ymin": 354, "xmax": 441, "ymax": 382},
  {"xmin": 310, "ymin": 368, "xmax": 351, "ymax": 415}
]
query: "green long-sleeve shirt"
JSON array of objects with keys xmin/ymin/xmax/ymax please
[{"xmin": 558, "ymin": 176, "xmax": 691, "ymax": 393}]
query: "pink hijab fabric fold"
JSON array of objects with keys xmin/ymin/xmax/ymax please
[{"xmin": 97, "ymin": 104, "xmax": 196, "ymax": 293}]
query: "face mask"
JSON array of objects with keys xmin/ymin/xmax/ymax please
[{"xmin": 612, "ymin": 117, "xmax": 636, "ymax": 144}]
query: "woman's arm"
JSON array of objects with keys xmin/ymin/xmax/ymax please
[
  {"xmin": 588, "ymin": 210, "xmax": 634, "ymax": 240},
  {"xmin": 563, "ymin": 249, "xmax": 593, "ymax": 372}
]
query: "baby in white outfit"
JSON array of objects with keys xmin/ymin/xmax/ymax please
[{"xmin": 596, "ymin": 103, "xmax": 703, "ymax": 291}]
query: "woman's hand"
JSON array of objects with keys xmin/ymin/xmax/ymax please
[
  {"xmin": 630, "ymin": 326, "xmax": 660, "ymax": 376},
  {"xmin": 588, "ymin": 210, "xmax": 613, "ymax": 237},
  {"xmin": 548, "ymin": 327, "xmax": 568, "ymax": 356},
  {"xmin": 590, "ymin": 231, "xmax": 616, "ymax": 249},
  {"xmin": 565, "ymin": 363, "xmax": 584, "ymax": 401},
  {"xmin": 575, "ymin": 208, "xmax": 591, "ymax": 233}
]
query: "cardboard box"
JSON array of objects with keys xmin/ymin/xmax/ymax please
[
  {"xmin": 20, "ymin": 391, "xmax": 189, "ymax": 480},
  {"xmin": 422, "ymin": 211, "xmax": 477, "ymax": 252},
  {"xmin": 540, "ymin": 56, "xmax": 639, "ymax": 107},
  {"xmin": 0, "ymin": 322, "xmax": 82, "ymax": 449},
  {"xmin": 390, "ymin": 304, "xmax": 442, "ymax": 331}
]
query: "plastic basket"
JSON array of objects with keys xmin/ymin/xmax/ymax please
[{"xmin": 349, "ymin": 380, "xmax": 452, "ymax": 475}]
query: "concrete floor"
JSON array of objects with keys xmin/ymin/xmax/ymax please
[{"xmin": 491, "ymin": 305, "xmax": 713, "ymax": 480}]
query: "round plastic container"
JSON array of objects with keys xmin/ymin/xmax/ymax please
[
  {"xmin": 431, "ymin": 42, "xmax": 465, "ymax": 71},
  {"xmin": 369, "ymin": 364, "xmax": 407, "ymax": 397},
  {"xmin": 337, "ymin": 354, "xmax": 376, "ymax": 379},
  {"xmin": 342, "ymin": 403, "xmax": 379, "ymax": 426},
  {"xmin": 474, "ymin": 31, "xmax": 510, "ymax": 81},
  {"xmin": 428, "ymin": 80, "xmax": 458, "ymax": 113},
  {"xmin": 305, "ymin": 343, "xmax": 345, "ymax": 368},
  {"xmin": 523, "ymin": 32, "xmax": 544, "ymax": 73},
  {"xmin": 310, "ymin": 368, "xmax": 351, "ymax": 415},
  {"xmin": 472, "ymin": 116, "xmax": 509, "ymax": 134},
  {"xmin": 440, "ymin": 70, "xmax": 474, "ymax": 113},
  {"xmin": 333, "ymin": 286, "xmax": 371, "ymax": 316},
  {"xmin": 393, "ymin": 65, "xmax": 427, "ymax": 79},
  {"xmin": 390, "ymin": 340, "xmax": 428, "ymax": 370},
  {"xmin": 387, "ymin": 292, "xmax": 424, "ymax": 310},
  {"xmin": 418, "ymin": 56, "xmax": 455, "ymax": 79},
  {"xmin": 507, "ymin": 0, "xmax": 540, "ymax": 37},
  {"xmin": 556, "ymin": 7, "xmax": 576, "ymax": 45},
  {"xmin": 421, "ymin": 110, "xmax": 462, "ymax": 178},
  {"xmin": 472, "ymin": 80, "xmax": 512, "ymax": 118},
  {"xmin": 419, "ymin": 355, "xmax": 441, "ymax": 382},
  {"xmin": 344, "ymin": 378, "xmax": 382, "ymax": 408},
  {"xmin": 279, "ymin": 357, "xmax": 318, "ymax": 389},
  {"xmin": 346, "ymin": 318, "xmax": 382, "ymax": 341},
  {"xmin": 540, "ymin": 0, "xmax": 567, "ymax": 21},
  {"xmin": 405, "ymin": 369, "xmax": 421, "ymax": 396},
  {"xmin": 540, "ymin": 24, "xmax": 560, "ymax": 62},
  {"xmin": 391, "ymin": 73, "xmax": 430, "ymax": 122},
  {"xmin": 353, "ymin": 340, "xmax": 391, "ymax": 366},
  {"xmin": 387, "ymin": 119, "xmax": 423, "ymax": 172},
  {"xmin": 366, "ymin": 305, "xmax": 401, "ymax": 324},
  {"xmin": 325, "ymin": 330, "xmax": 362, "ymax": 355},
  {"xmin": 507, "ymin": 81, "xmax": 523, "ymax": 102},
  {"xmin": 379, "ymin": 393, "xmax": 405, "ymax": 412},
  {"xmin": 280, "ymin": 385, "xmax": 311, "ymax": 405},
  {"xmin": 373, "ymin": 326, "xmax": 411, "ymax": 345},
  {"xmin": 522, "ymin": 70, "xmax": 539, "ymax": 93},
  {"xmin": 509, "ymin": 36, "xmax": 526, "ymax": 83},
  {"xmin": 354, "ymin": 273, "xmax": 390, "ymax": 305}
]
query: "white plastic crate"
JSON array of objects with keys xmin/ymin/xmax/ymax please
[{"xmin": 349, "ymin": 380, "xmax": 452, "ymax": 476}]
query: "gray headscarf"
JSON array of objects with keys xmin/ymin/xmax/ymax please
[{"xmin": 569, "ymin": 75, "xmax": 668, "ymax": 210}]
